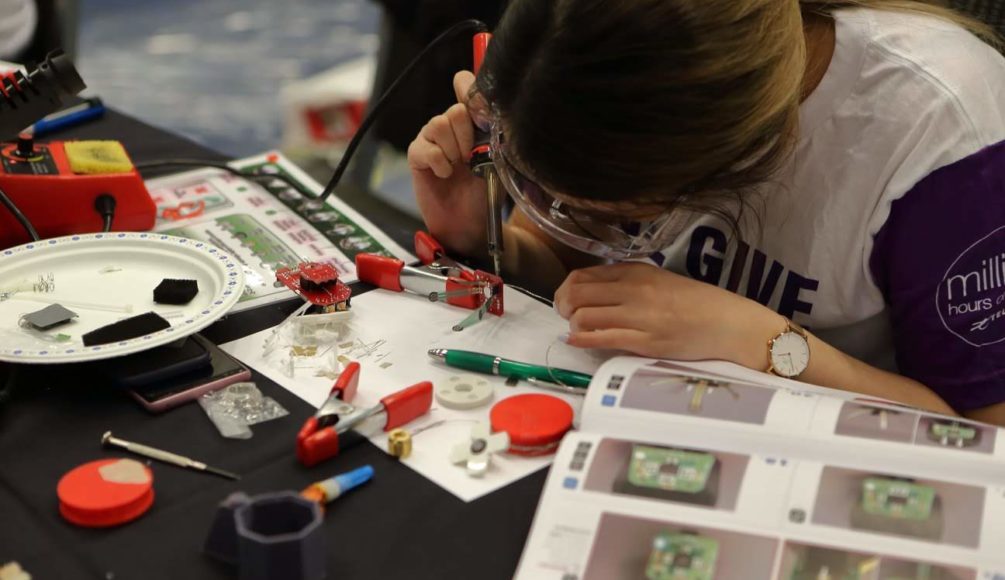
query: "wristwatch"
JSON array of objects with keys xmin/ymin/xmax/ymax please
[{"xmin": 766, "ymin": 319, "xmax": 810, "ymax": 378}]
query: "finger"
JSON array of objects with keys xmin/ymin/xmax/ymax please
[
  {"xmin": 567, "ymin": 263, "xmax": 654, "ymax": 284},
  {"xmin": 569, "ymin": 306, "xmax": 638, "ymax": 333},
  {"xmin": 446, "ymin": 103, "xmax": 475, "ymax": 156},
  {"xmin": 407, "ymin": 136, "xmax": 454, "ymax": 179},
  {"xmin": 421, "ymin": 114, "xmax": 461, "ymax": 166},
  {"xmin": 566, "ymin": 328, "xmax": 652, "ymax": 354},
  {"xmin": 553, "ymin": 281, "xmax": 624, "ymax": 319},
  {"xmin": 454, "ymin": 71, "xmax": 476, "ymax": 103}
]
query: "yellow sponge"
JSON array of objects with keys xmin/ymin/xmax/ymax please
[{"xmin": 64, "ymin": 140, "xmax": 133, "ymax": 174}]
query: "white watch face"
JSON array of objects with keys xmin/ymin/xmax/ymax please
[{"xmin": 770, "ymin": 331, "xmax": 810, "ymax": 377}]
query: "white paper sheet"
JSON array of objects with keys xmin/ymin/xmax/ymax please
[{"xmin": 221, "ymin": 286, "xmax": 608, "ymax": 501}]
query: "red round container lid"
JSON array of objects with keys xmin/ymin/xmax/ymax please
[
  {"xmin": 490, "ymin": 394, "xmax": 574, "ymax": 456},
  {"xmin": 57, "ymin": 458, "xmax": 154, "ymax": 527}
]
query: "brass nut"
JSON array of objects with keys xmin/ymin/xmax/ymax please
[{"xmin": 387, "ymin": 428, "xmax": 412, "ymax": 459}]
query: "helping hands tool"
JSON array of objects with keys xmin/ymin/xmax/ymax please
[
  {"xmin": 102, "ymin": 431, "xmax": 239, "ymax": 480},
  {"xmin": 355, "ymin": 231, "xmax": 504, "ymax": 331},
  {"xmin": 296, "ymin": 361, "xmax": 433, "ymax": 467},
  {"xmin": 468, "ymin": 32, "xmax": 505, "ymax": 278}
]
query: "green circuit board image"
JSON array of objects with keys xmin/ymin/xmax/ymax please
[
  {"xmin": 861, "ymin": 478, "xmax": 936, "ymax": 521},
  {"xmin": 645, "ymin": 533, "xmax": 719, "ymax": 580},
  {"xmin": 928, "ymin": 421, "xmax": 979, "ymax": 447},
  {"xmin": 627, "ymin": 446, "xmax": 716, "ymax": 494}
]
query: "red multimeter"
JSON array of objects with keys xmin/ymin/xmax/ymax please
[{"xmin": 0, "ymin": 135, "xmax": 155, "ymax": 248}]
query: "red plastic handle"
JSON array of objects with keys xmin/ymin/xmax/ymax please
[
  {"xmin": 296, "ymin": 419, "xmax": 341, "ymax": 467},
  {"xmin": 332, "ymin": 361, "xmax": 360, "ymax": 402},
  {"xmin": 473, "ymin": 32, "xmax": 491, "ymax": 74},
  {"xmin": 381, "ymin": 381, "xmax": 433, "ymax": 431},
  {"xmin": 355, "ymin": 254, "xmax": 404, "ymax": 292},
  {"xmin": 414, "ymin": 231, "xmax": 444, "ymax": 266}
]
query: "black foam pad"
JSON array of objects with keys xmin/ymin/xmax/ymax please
[
  {"xmin": 153, "ymin": 279, "xmax": 199, "ymax": 305},
  {"xmin": 82, "ymin": 312, "xmax": 171, "ymax": 347}
]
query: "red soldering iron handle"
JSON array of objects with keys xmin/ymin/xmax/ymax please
[
  {"xmin": 473, "ymin": 32, "xmax": 491, "ymax": 74},
  {"xmin": 470, "ymin": 33, "xmax": 493, "ymax": 168},
  {"xmin": 382, "ymin": 381, "xmax": 433, "ymax": 431},
  {"xmin": 355, "ymin": 254, "xmax": 405, "ymax": 291}
]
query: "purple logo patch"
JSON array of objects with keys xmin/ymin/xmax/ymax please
[{"xmin": 937, "ymin": 226, "xmax": 1005, "ymax": 347}]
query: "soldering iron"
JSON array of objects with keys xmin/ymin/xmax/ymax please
[
  {"xmin": 0, "ymin": 50, "xmax": 155, "ymax": 249},
  {"xmin": 309, "ymin": 20, "xmax": 503, "ymax": 277},
  {"xmin": 468, "ymin": 32, "xmax": 505, "ymax": 278}
]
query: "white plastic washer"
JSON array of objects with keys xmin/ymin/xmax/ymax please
[{"xmin": 436, "ymin": 374, "xmax": 495, "ymax": 410}]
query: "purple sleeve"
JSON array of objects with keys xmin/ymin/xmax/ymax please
[{"xmin": 870, "ymin": 140, "xmax": 1005, "ymax": 412}]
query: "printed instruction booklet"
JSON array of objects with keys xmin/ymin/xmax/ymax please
[{"xmin": 516, "ymin": 357, "xmax": 1005, "ymax": 579}]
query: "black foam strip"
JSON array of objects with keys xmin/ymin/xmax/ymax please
[
  {"xmin": 153, "ymin": 279, "xmax": 199, "ymax": 305},
  {"xmin": 82, "ymin": 312, "xmax": 171, "ymax": 347}
]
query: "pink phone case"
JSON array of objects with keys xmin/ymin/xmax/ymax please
[{"xmin": 129, "ymin": 367, "xmax": 252, "ymax": 413}]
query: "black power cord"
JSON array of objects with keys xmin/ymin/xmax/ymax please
[
  {"xmin": 317, "ymin": 19, "xmax": 489, "ymax": 203},
  {"xmin": 135, "ymin": 19, "xmax": 489, "ymax": 204},
  {"xmin": 94, "ymin": 194, "xmax": 116, "ymax": 233},
  {"xmin": 0, "ymin": 183, "xmax": 39, "ymax": 241}
]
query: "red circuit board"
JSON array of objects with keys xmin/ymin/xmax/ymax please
[
  {"xmin": 476, "ymin": 270, "xmax": 504, "ymax": 316},
  {"xmin": 276, "ymin": 262, "xmax": 352, "ymax": 307}
]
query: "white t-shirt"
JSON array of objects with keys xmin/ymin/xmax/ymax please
[{"xmin": 652, "ymin": 8, "xmax": 1005, "ymax": 411}]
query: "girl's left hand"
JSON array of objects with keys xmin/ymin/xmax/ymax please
[{"xmin": 553, "ymin": 263, "xmax": 781, "ymax": 369}]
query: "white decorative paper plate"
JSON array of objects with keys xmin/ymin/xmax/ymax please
[{"xmin": 0, "ymin": 233, "xmax": 245, "ymax": 363}]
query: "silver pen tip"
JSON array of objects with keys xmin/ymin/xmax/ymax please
[{"xmin": 427, "ymin": 348, "xmax": 447, "ymax": 360}]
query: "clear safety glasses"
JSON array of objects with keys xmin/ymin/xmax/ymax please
[{"xmin": 485, "ymin": 120, "xmax": 688, "ymax": 260}]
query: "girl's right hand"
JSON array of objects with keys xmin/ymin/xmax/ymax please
[{"xmin": 408, "ymin": 71, "xmax": 489, "ymax": 259}]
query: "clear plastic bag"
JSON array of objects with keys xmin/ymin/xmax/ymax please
[{"xmin": 199, "ymin": 382, "xmax": 288, "ymax": 439}]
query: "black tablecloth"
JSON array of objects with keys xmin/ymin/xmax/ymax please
[{"xmin": 0, "ymin": 110, "xmax": 546, "ymax": 579}]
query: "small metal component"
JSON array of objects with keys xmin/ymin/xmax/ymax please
[
  {"xmin": 427, "ymin": 287, "xmax": 484, "ymax": 303},
  {"xmin": 101, "ymin": 431, "xmax": 239, "ymax": 480},
  {"xmin": 387, "ymin": 428, "xmax": 412, "ymax": 459},
  {"xmin": 485, "ymin": 169, "xmax": 504, "ymax": 277}
]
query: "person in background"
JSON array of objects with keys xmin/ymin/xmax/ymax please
[
  {"xmin": 0, "ymin": 0, "xmax": 36, "ymax": 61},
  {"xmin": 408, "ymin": 0, "xmax": 1005, "ymax": 424}
]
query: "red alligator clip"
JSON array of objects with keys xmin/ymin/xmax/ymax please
[
  {"xmin": 296, "ymin": 362, "xmax": 433, "ymax": 467},
  {"xmin": 354, "ymin": 231, "xmax": 504, "ymax": 322}
]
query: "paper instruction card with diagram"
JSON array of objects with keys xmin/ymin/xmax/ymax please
[
  {"xmin": 147, "ymin": 151, "xmax": 414, "ymax": 312},
  {"xmin": 516, "ymin": 356, "xmax": 1005, "ymax": 579}
]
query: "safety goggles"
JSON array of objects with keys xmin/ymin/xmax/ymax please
[{"xmin": 486, "ymin": 119, "xmax": 688, "ymax": 259}]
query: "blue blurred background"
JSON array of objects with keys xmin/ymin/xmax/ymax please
[{"xmin": 78, "ymin": 0, "xmax": 379, "ymax": 157}]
